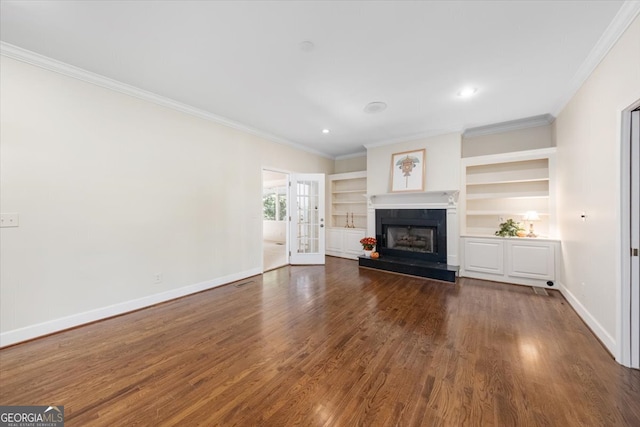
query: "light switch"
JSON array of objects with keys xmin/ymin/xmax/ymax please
[{"xmin": 0, "ymin": 213, "xmax": 19, "ymax": 228}]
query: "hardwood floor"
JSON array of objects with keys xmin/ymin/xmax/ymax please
[{"xmin": 1, "ymin": 257, "xmax": 639, "ymax": 426}]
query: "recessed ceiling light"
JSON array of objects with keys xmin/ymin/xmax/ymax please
[
  {"xmin": 322, "ymin": 129, "xmax": 330, "ymax": 134},
  {"xmin": 457, "ymin": 87, "xmax": 478, "ymax": 98},
  {"xmin": 364, "ymin": 101, "xmax": 387, "ymax": 114}
]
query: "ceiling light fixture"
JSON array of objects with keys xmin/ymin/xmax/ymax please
[
  {"xmin": 322, "ymin": 129, "xmax": 330, "ymax": 134},
  {"xmin": 364, "ymin": 101, "xmax": 387, "ymax": 114},
  {"xmin": 457, "ymin": 87, "xmax": 478, "ymax": 98},
  {"xmin": 299, "ymin": 41, "xmax": 315, "ymax": 52}
]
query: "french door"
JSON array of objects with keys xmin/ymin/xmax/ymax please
[{"xmin": 289, "ymin": 174, "xmax": 325, "ymax": 265}]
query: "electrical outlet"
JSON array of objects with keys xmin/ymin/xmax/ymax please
[
  {"xmin": 153, "ymin": 273, "xmax": 162, "ymax": 284},
  {"xmin": 0, "ymin": 213, "xmax": 19, "ymax": 228}
]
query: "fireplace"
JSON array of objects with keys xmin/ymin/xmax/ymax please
[
  {"xmin": 358, "ymin": 191, "xmax": 459, "ymax": 282},
  {"xmin": 376, "ymin": 208, "xmax": 447, "ymax": 264}
]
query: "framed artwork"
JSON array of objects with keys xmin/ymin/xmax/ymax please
[{"xmin": 390, "ymin": 149, "xmax": 425, "ymax": 192}]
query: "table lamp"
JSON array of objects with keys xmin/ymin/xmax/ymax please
[{"xmin": 523, "ymin": 211, "xmax": 540, "ymax": 238}]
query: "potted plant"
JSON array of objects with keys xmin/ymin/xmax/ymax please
[
  {"xmin": 360, "ymin": 237, "xmax": 377, "ymax": 257},
  {"xmin": 495, "ymin": 219, "xmax": 525, "ymax": 237}
]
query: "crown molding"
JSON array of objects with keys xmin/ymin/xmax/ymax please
[
  {"xmin": 551, "ymin": 1, "xmax": 640, "ymax": 116},
  {"xmin": 463, "ymin": 114, "xmax": 555, "ymax": 138},
  {"xmin": 0, "ymin": 42, "xmax": 334, "ymax": 160}
]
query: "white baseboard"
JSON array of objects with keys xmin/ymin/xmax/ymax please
[
  {"xmin": 558, "ymin": 282, "xmax": 616, "ymax": 355},
  {"xmin": 0, "ymin": 268, "xmax": 261, "ymax": 348}
]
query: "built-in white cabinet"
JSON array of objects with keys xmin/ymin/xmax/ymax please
[
  {"xmin": 326, "ymin": 228, "xmax": 366, "ymax": 260},
  {"xmin": 461, "ymin": 148, "xmax": 556, "ymax": 238},
  {"xmin": 464, "ymin": 238, "xmax": 504, "ymax": 275},
  {"xmin": 327, "ymin": 171, "xmax": 367, "ymax": 259},
  {"xmin": 461, "ymin": 236, "xmax": 559, "ymax": 287}
]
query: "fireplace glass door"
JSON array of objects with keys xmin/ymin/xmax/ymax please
[{"xmin": 386, "ymin": 226, "xmax": 435, "ymax": 254}]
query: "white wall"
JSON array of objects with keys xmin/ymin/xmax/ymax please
[
  {"xmin": 0, "ymin": 56, "xmax": 333, "ymax": 345},
  {"xmin": 462, "ymin": 124, "xmax": 554, "ymax": 158},
  {"xmin": 366, "ymin": 133, "xmax": 461, "ymax": 195},
  {"xmin": 555, "ymin": 15, "xmax": 640, "ymax": 354}
]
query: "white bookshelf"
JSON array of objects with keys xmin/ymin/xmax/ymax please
[
  {"xmin": 329, "ymin": 171, "xmax": 367, "ymax": 229},
  {"xmin": 461, "ymin": 148, "xmax": 556, "ymax": 238},
  {"xmin": 327, "ymin": 171, "xmax": 367, "ymax": 259}
]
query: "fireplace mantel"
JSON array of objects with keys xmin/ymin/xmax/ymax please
[{"xmin": 367, "ymin": 190, "xmax": 459, "ymax": 209}]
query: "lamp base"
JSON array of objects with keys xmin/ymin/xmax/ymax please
[{"xmin": 526, "ymin": 223, "xmax": 537, "ymax": 238}]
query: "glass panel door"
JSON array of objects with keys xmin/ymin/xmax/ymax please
[{"xmin": 290, "ymin": 173, "xmax": 325, "ymax": 265}]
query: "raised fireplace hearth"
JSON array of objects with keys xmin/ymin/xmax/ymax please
[{"xmin": 358, "ymin": 208, "xmax": 458, "ymax": 282}]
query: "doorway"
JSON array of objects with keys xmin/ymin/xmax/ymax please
[
  {"xmin": 620, "ymin": 102, "xmax": 640, "ymax": 369},
  {"xmin": 262, "ymin": 169, "xmax": 289, "ymax": 271},
  {"xmin": 629, "ymin": 107, "xmax": 639, "ymax": 369}
]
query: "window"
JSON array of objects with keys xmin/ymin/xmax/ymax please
[{"xmin": 263, "ymin": 186, "xmax": 287, "ymax": 221}]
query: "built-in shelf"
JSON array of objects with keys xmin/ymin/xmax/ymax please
[
  {"xmin": 332, "ymin": 190, "xmax": 366, "ymax": 194},
  {"xmin": 332, "ymin": 201, "xmax": 367, "ymax": 205},
  {"xmin": 466, "ymin": 211, "xmax": 549, "ymax": 216},
  {"xmin": 466, "ymin": 192, "xmax": 549, "ymax": 200},
  {"xmin": 328, "ymin": 171, "xmax": 368, "ymax": 259},
  {"xmin": 461, "ymin": 148, "xmax": 556, "ymax": 238}
]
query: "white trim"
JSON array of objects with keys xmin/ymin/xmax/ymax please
[
  {"xmin": 0, "ymin": 42, "xmax": 333, "ymax": 160},
  {"xmin": 559, "ymin": 282, "xmax": 617, "ymax": 355},
  {"xmin": 463, "ymin": 114, "xmax": 555, "ymax": 138},
  {"xmin": 0, "ymin": 268, "xmax": 261, "ymax": 348},
  {"xmin": 551, "ymin": 1, "xmax": 640, "ymax": 116},
  {"xmin": 367, "ymin": 190, "xmax": 460, "ymax": 205}
]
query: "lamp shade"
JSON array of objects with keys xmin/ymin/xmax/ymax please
[{"xmin": 523, "ymin": 211, "xmax": 540, "ymax": 221}]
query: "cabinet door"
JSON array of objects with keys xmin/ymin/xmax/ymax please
[
  {"xmin": 508, "ymin": 241, "xmax": 555, "ymax": 280},
  {"xmin": 326, "ymin": 228, "xmax": 343, "ymax": 252},
  {"xmin": 464, "ymin": 239, "xmax": 504, "ymax": 275},
  {"xmin": 344, "ymin": 229, "xmax": 366, "ymax": 256}
]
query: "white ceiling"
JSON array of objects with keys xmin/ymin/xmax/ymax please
[{"xmin": 0, "ymin": 1, "xmax": 634, "ymax": 158}]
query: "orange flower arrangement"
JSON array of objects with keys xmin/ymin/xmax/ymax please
[{"xmin": 360, "ymin": 237, "xmax": 377, "ymax": 250}]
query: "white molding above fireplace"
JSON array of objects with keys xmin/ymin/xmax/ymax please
[
  {"xmin": 366, "ymin": 190, "xmax": 459, "ymax": 209},
  {"xmin": 367, "ymin": 190, "xmax": 460, "ymax": 267}
]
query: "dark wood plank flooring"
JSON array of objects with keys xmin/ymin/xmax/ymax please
[{"xmin": 1, "ymin": 257, "xmax": 639, "ymax": 426}]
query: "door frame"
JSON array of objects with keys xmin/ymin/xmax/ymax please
[
  {"xmin": 261, "ymin": 167, "xmax": 291, "ymax": 272},
  {"xmin": 618, "ymin": 99, "xmax": 640, "ymax": 368}
]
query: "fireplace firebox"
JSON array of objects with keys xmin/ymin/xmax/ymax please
[{"xmin": 376, "ymin": 209, "xmax": 447, "ymax": 264}]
